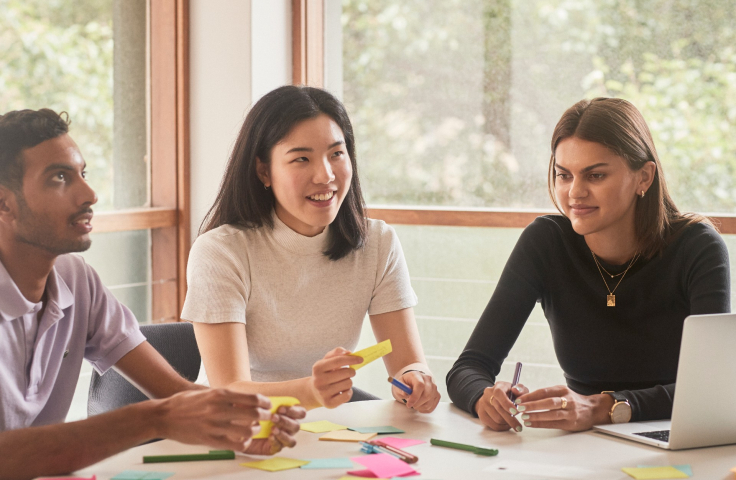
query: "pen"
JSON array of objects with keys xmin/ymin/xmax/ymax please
[
  {"xmin": 430, "ymin": 438, "xmax": 498, "ymax": 456},
  {"xmin": 388, "ymin": 376, "xmax": 413, "ymax": 395},
  {"xmin": 371, "ymin": 440, "xmax": 419, "ymax": 463},
  {"xmin": 508, "ymin": 361, "xmax": 523, "ymax": 402},
  {"xmin": 143, "ymin": 450, "xmax": 235, "ymax": 463},
  {"xmin": 360, "ymin": 442, "xmax": 408, "ymax": 462}
]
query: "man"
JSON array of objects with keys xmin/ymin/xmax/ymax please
[{"xmin": 0, "ymin": 109, "xmax": 306, "ymax": 480}]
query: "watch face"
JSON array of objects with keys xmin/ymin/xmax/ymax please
[{"xmin": 611, "ymin": 401, "xmax": 632, "ymax": 424}]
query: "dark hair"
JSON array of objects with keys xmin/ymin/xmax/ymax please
[
  {"xmin": 0, "ymin": 109, "xmax": 70, "ymax": 191},
  {"xmin": 201, "ymin": 85, "xmax": 367, "ymax": 260},
  {"xmin": 548, "ymin": 97, "xmax": 710, "ymax": 259}
]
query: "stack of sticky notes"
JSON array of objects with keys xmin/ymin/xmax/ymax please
[
  {"xmin": 319, "ymin": 429, "xmax": 378, "ymax": 442},
  {"xmin": 622, "ymin": 464, "xmax": 692, "ymax": 479},
  {"xmin": 111, "ymin": 471, "xmax": 175, "ymax": 480},
  {"xmin": 350, "ymin": 339, "xmax": 392, "ymax": 370},
  {"xmin": 241, "ymin": 457, "xmax": 309, "ymax": 472},
  {"xmin": 300, "ymin": 420, "xmax": 348, "ymax": 433},
  {"xmin": 348, "ymin": 453, "xmax": 419, "ymax": 477}
]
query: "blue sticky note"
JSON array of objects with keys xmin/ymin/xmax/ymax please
[
  {"xmin": 301, "ymin": 457, "xmax": 355, "ymax": 469},
  {"xmin": 112, "ymin": 471, "xmax": 175, "ymax": 480},
  {"xmin": 348, "ymin": 425, "xmax": 405, "ymax": 434},
  {"xmin": 637, "ymin": 465, "xmax": 693, "ymax": 476}
]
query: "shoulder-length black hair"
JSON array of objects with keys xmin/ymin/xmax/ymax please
[
  {"xmin": 200, "ymin": 85, "xmax": 367, "ymax": 260},
  {"xmin": 548, "ymin": 97, "xmax": 711, "ymax": 259}
]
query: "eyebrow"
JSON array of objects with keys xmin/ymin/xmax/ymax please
[
  {"xmin": 43, "ymin": 163, "xmax": 87, "ymax": 174},
  {"xmin": 285, "ymin": 140, "xmax": 344, "ymax": 154},
  {"xmin": 555, "ymin": 162, "xmax": 609, "ymax": 173}
]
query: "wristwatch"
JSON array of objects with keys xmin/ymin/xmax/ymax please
[{"xmin": 602, "ymin": 391, "xmax": 632, "ymax": 424}]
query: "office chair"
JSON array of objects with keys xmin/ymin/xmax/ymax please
[{"xmin": 87, "ymin": 322, "xmax": 201, "ymax": 417}]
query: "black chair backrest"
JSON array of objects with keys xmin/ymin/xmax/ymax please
[{"xmin": 87, "ymin": 322, "xmax": 201, "ymax": 417}]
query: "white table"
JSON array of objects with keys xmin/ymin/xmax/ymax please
[{"xmin": 76, "ymin": 400, "xmax": 736, "ymax": 479}]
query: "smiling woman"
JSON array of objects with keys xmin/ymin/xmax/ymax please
[
  {"xmin": 181, "ymin": 86, "xmax": 442, "ymax": 413},
  {"xmin": 447, "ymin": 97, "xmax": 730, "ymax": 433}
]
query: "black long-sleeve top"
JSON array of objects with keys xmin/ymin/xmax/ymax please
[{"xmin": 446, "ymin": 215, "xmax": 730, "ymax": 422}]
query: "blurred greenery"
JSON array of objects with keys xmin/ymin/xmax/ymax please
[
  {"xmin": 0, "ymin": 0, "xmax": 114, "ymax": 209},
  {"xmin": 342, "ymin": 0, "xmax": 736, "ymax": 213}
]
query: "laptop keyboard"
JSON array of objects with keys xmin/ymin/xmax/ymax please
[{"xmin": 633, "ymin": 430, "xmax": 670, "ymax": 443}]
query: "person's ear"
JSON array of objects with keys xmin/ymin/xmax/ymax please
[
  {"xmin": 256, "ymin": 157, "xmax": 271, "ymax": 188},
  {"xmin": 637, "ymin": 161, "xmax": 656, "ymax": 197},
  {"xmin": 0, "ymin": 186, "xmax": 18, "ymax": 226}
]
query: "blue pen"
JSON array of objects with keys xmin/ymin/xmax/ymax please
[{"xmin": 388, "ymin": 376, "xmax": 413, "ymax": 395}]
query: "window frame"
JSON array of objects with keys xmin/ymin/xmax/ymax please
[
  {"xmin": 293, "ymin": 0, "xmax": 736, "ymax": 234},
  {"xmin": 94, "ymin": 0, "xmax": 189, "ymax": 323}
]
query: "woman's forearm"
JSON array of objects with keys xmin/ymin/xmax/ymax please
[{"xmin": 223, "ymin": 376, "xmax": 323, "ymax": 409}]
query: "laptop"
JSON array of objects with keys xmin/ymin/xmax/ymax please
[{"xmin": 594, "ymin": 313, "xmax": 736, "ymax": 450}]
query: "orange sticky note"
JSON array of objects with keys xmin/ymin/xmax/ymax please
[
  {"xmin": 253, "ymin": 396, "xmax": 300, "ymax": 439},
  {"xmin": 319, "ymin": 430, "xmax": 378, "ymax": 442}
]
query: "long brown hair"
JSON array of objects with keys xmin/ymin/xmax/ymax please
[
  {"xmin": 200, "ymin": 85, "xmax": 367, "ymax": 260},
  {"xmin": 548, "ymin": 98, "xmax": 711, "ymax": 259}
]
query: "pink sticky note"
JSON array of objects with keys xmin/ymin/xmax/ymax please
[
  {"xmin": 351, "ymin": 453, "xmax": 419, "ymax": 478},
  {"xmin": 378, "ymin": 437, "xmax": 425, "ymax": 449}
]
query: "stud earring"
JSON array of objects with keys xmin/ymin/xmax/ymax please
[{"xmin": 640, "ymin": 190, "xmax": 645, "ymax": 198}]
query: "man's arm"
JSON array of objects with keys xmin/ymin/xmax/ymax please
[{"xmin": 0, "ymin": 388, "xmax": 271, "ymax": 480}]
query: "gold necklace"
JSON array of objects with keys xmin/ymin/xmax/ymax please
[{"xmin": 590, "ymin": 251, "xmax": 640, "ymax": 307}]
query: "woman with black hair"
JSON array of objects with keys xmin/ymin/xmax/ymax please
[
  {"xmin": 447, "ymin": 98, "xmax": 730, "ymax": 432},
  {"xmin": 182, "ymin": 85, "xmax": 440, "ymax": 412}
]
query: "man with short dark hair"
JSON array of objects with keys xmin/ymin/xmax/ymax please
[{"xmin": 0, "ymin": 109, "xmax": 305, "ymax": 480}]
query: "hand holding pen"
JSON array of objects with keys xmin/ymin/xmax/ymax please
[
  {"xmin": 473, "ymin": 362, "xmax": 529, "ymax": 433},
  {"xmin": 388, "ymin": 372, "xmax": 441, "ymax": 414}
]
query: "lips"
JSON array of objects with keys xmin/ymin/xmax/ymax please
[
  {"xmin": 306, "ymin": 190, "xmax": 335, "ymax": 202},
  {"xmin": 569, "ymin": 204, "xmax": 598, "ymax": 216},
  {"xmin": 70, "ymin": 210, "xmax": 94, "ymax": 232}
]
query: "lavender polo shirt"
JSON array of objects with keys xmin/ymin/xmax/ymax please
[{"xmin": 0, "ymin": 254, "xmax": 146, "ymax": 431}]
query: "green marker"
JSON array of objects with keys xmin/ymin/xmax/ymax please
[
  {"xmin": 430, "ymin": 438, "xmax": 498, "ymax": 456},
  {"xmin": 143, "ymin": 450, "xmax": 235, "ymax": 463}
]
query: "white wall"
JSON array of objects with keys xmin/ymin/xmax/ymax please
[{"xmin": 189, "ymin": 0, "xmax": 292, "ymax": 242}]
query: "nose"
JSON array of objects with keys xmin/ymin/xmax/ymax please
[
  {"xmin": 313, "ymin": 156, "xmax": 335, "ymax": 184},
  {"xmin": 77, "ymin": 176, "xmax": 98, "ymax": 207},
  {"xmin": 568, "ymin": 176, "xmax": 587, "ymax": 199}
]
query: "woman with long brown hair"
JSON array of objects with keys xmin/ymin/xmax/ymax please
[{"xmin": 447, "ymin": 97, "xmax": 730, "ymax": 432}]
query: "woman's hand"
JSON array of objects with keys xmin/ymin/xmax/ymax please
[
  {"xmin": 474, "ymin": 382, "xmax": 529, "ymax": 432},
  {"xmin": 308, "ymin": 347, "xmax": 363, "ymax": 409},
  {"xmin": 392, "ymin": 371, "xmax": 441, "ymax": 413},
  {"xmin": 513, "ymin": 385, "xmax": 614, "ymax": 432},
  {"xmin": 243, "ymin": 404, "xmax": 307, "ymax": 455}
]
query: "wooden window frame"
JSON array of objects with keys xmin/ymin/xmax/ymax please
[
  {"xmin": 293, "ymin": 1, "xmax": 736, "ymax": 234},
  {"xmin": 95, "ymin": 0, "xmax": 190, "ymax": 323}
]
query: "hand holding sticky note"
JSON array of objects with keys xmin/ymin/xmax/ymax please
[
  {"xmin": 253, "ymin": 396, "xmax": 300, "ymax": 439},
  {"xmin": 350, "ymin": 339, "xmax": 392, "ymax": 370}
]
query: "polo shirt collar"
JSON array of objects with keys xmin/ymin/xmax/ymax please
[{"xmin": 0, "ymin": 257, "xmax": 74, "ymax": 321}]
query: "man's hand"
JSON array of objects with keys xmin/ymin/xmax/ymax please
[
  {"xmin": 513, "ymin": 385, "xmax": 614, "ymax": 432},
  {"xmin": 308, "ymin": 347, "xmax": 362, "ymax": 408},
  {"xmin": 243, "ymin": 405, "xmax": 307, "ymax": 455},
  {"xmin": 152, "ymin": 389, "xmax": 273, "ymax": 451},
  {"xmin": 474, "ymin": 382, "xmax": 529, "ymax": 432}
]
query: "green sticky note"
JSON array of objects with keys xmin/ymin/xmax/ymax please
[
  {"xmin": 348, "ymin": 425, "xmax": 405, "ymax": 434},
  {"xmin": 622, "ymin": 466, "xmax": 690, "ymax": 479},
  {"xmin": 301, "ymin": 458, "xmax": 355, "ymax": 469},
  {"xmin": 112, "ymin": 471, "xmax": 175, "ymax": 480}
]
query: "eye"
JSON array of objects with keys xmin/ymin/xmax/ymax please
[
  {"xmin": 555, "ymin": 172, "xmax": 571, "ymax": 180},
  {"xmin": 292, "ymin": 156, "xmax": 308, "ymax": 163},
  {"xmin": 589, "ymin": 173, "xmax": 605, "ymax": 180},
  {"xmin": 54, "ymin": 172, "xmax": 67, "ymax": 181},
  {"xmin": 331, "ymin": 150, "xmax": 344, "ymax": 158},
  {"xmin": 81, "ymin": 170, "xmax": 87, "ymax": 179}
]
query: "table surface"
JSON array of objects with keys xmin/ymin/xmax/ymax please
[{"xmin": 76, "ymin": 400, "xmax": 736, "ymax": 479}]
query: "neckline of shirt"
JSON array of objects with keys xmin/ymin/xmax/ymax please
[{"xmin": 270, "ymin": 210, "xmax": 330, "ymax": 256}]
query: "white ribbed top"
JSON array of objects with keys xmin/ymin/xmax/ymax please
[{"xmin": 182, "ymin": 212, "xmax": 417, "ymax": 382}]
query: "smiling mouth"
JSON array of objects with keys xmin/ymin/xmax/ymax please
[{"xmin": 307, "ymin": 191, "xmax": 335, "ymax": 202}]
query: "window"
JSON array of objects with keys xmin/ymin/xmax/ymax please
[
  {"xmin": 1, "ymin": 0, "xmax": 189, "ymax": 326},
  {"xmin": 294, "ymin": 0, "xmax": 736, "ymax": 399}
]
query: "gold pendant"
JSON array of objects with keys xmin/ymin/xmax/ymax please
[{"xmin": 607, "ymin": 294, "xmax": 615, "ymax": 307}]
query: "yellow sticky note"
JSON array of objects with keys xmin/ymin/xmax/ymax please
[
  {"xmin": 319, "ymin": 429, "xmax": 378, "ymax": 442},
  {"xmin": 253, "ymin": 396, "xmax": 300, "ymax": 439},
  {"xmin": 241, "ymin": 456, "xmax": 309, "ymax": 472},
  {"xmin": 621, "ymin": 466, "xmax": 690, "ymax": 479},
  {"xmin": 300, "ymin": 420, "xmax": 348, "ymax": 433},
  {"xmin": 350, "ymin": 339, "xmax": 392, "ymax": 370}
]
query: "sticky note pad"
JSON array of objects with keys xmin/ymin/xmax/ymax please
[
  {"xmin": 350, "ymin": 453, "xmax": 419, "ymax": 477},
  {"xmin": 253, "ymin": 396, "xmax": 300, "ymax": 439},
  {"xmin": 638, "ymin": 465, "xmax": 693, "ymax": 477},
  {"xmin": 319, "ymin": 429, "xmax": 378, "ymax": 442},
  {"xmin": 241, "ymin": 457, "xmax": 309, "ymax": 472},
  {"xmin": 112, "ymin": 471, "xmax": 175, "ymax": 480},
  {"xmin": 337, "ymin": 476, "xmax": 390, "ymax": 480},
  {"xmin": 349, "ymin": 425, "xmax": 405, "ymax": 434},
  {"xmin": 300, "ymin": 420, "xmax": 348, "ymax": 433},
  {"xmin": 301, "ymin": 458, "xmax": 355, "ymax": 469},
  {"xmin": 378, "ymin": 437, "xmax": 425, "ymax": 449},
  {"xmin": 622, "ymin": 466, "xmax": 690, "ymax": 479},
  {"xmin": 350, "ymin": 339, "xmax": 392, "ymax": 370}
]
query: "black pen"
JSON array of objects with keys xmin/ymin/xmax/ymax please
[{"xmin": 507, "ymin": 362, "xmax": 522, "ymax": 402}]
